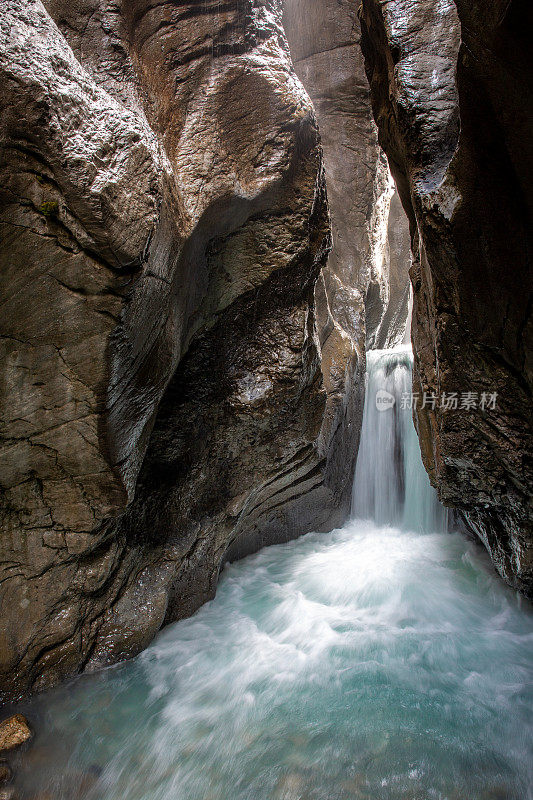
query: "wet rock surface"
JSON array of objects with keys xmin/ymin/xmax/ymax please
[
  {"xmin": 0, "ymin": 717, "xmax": 31, "ymax": 754},
  {"xmin": 360, "ymin": 0, "xmax": 533, "ymax": 594},
  {"xmin": 0, "ymin": 0, "xmax": 367, "ymax": 699}
]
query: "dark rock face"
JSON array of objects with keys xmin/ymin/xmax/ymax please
[
  {"xmin": 360, "ymin": 0, "xmax": 533, "ymax": 594},
  {"xmin": 0, "ymin": 0, "xmax": 346, "ymax": 699}
]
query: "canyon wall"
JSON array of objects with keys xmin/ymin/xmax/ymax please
[
  {"xmin": 4, "ymin": 0, "xmax": 528, "ymax": 705},
  {"xmin": 283, "ymin": 0, "xmax": 410, "ymax": 359},
  {"xmin": 0, "ymin": 0, "xmax": 344, "ymax": 700},
  {"xmin": 360, "ymin": 0, "xmax": 533, "ymax": 595},
  {"xmin": 0, "ymin": 0, "xmax": 413, "ymax": 700}
]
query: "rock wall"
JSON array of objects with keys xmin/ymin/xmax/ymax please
[
  {"xmin": 0, "ymin": 0, "xmax": 352, "ymax": 700},
  {"xmin": 283, "ymin": 0, "xmax": 411, "ymax": 359},
  {"xmin": 279, "ymin": 0, "xmax": 412, "ymax": 555},
  {"xmin": 360, "ymin": 0, "xmax": 533, "ymax": 595},
  {"xmin": 367, "ymin": 189, "xmax": 412, "ymax": 350}
]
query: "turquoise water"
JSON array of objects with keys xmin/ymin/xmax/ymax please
[
  {"xmin": 14, "ymin": 520, "xmax": 533, "ymax": 800},
  {"xmin": 12, "ymin": 348, "xmax": 533, "ymax": 799}
]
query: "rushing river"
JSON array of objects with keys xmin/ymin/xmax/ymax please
[{"xmin": 12, "ymin": 349, "xmax": 533, "ymax": 800}]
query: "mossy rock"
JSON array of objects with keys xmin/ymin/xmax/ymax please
[{"xmin": 39, "ymin": 200, "xmax": 59, "ymax": 217}]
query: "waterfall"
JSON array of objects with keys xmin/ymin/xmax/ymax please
[
  {"xmin": 14, "ymin": 357, "xmax": 533, "ymax": 800},
  {"xmin": 352, "ymin": 345, "xmax": 448, "ymax": 533}
]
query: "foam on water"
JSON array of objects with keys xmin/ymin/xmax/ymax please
[
  {"xmin": 11, "ymin": 346, "xmax": 533, "ymax": 800},
  {"xmin": 13, "ymin": 521, "xmax": 533, "ymax": 800}
]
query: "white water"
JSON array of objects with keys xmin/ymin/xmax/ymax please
[
  {"xmin": 352, "ymin": 346, "xmax": 448, "ymax": 533},
  {"xmin": 12, "ymin": 348, "xmax": 533, "ymax": 800}
]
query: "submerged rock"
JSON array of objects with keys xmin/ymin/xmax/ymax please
[
  {"xmin": 0, "ymin": 716, "xmax": 31, "ymax": 754},
  {"xmin": 273, "ymin": 771, "xmax": 312, "ymax": 800}
]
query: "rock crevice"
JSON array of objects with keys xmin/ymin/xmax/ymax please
[{"xmin": 359, "ymin": 0, "xmax": 533, "ymax": 595}]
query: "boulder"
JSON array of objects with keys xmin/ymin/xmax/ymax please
[{"xmin": 0, "ymin": 716, "xmax": 31, "ymax": 753}]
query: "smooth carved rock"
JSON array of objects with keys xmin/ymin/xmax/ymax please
[
  {"xmin": 366, "ymin": 189, "xmax": 412, "ymax": 350},
  {"xmin": 360, "ymin": 0, "xmax": 533, "ymax": 594},
  {"xmin": 0, "ymin": 0, "xmax": 365, "ymax": 699},
  {"xmin": 0, "ymin": 716, "xmax": 32, "ymax": 753},
  {"xmin": 282, "ymin": 0, "xmax": 411, "ymax": 530},
  {"xmin": 283, "ymin": 0, "xmax": 411, "ymax": 352}
]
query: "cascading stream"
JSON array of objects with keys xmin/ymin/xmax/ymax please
[
  {"xmin": 352, "ymin": 345, "xmax": 448, "ymax": 533},
  {"xmin": 11, "ymin": 349, "xmax": 533, "ymax": 800}
]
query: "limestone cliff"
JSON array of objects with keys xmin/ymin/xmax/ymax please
[
  {"xmin": 360, "ymin": 0, "xmax": 533, "ymax": 594},
  {"xmin": 0, "ymin": 0, "xmax": 343, "ymax": 699}
]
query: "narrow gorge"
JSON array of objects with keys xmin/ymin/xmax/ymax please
[{"xmin": 0, "ymin": 0, "xmax": 531, "ymax": 798}]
